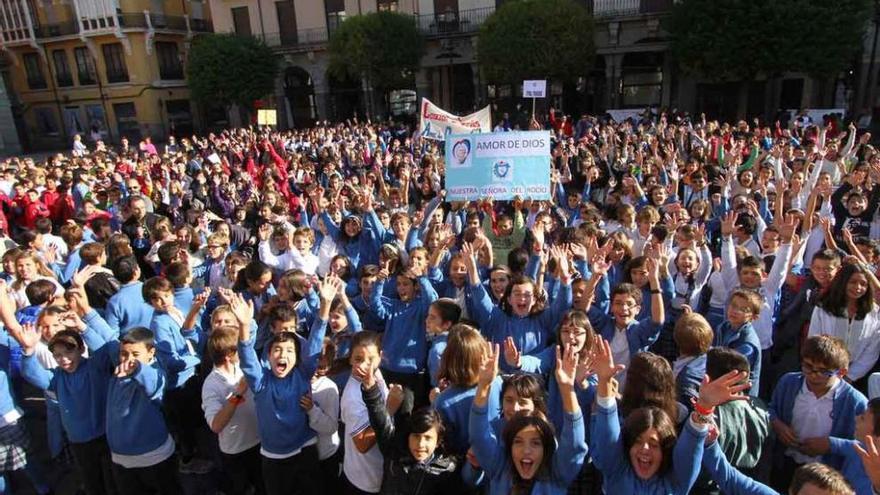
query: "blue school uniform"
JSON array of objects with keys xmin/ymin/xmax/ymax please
[
  {"xmin": 701, "ymin": 441, "xmax": 778, "ymax": 495},
  {"xmin": 593, "ymin": 398, "xmax": 706, "ymax": 495},
  {"xmin": 371, "ymin": 277, "xmax": 437, "ymax": 374},
  {"xmin": 427, "ymin": 334, "xmax": 447, "ymax": 388},
  {"xmin": 675, "ymin": 355, "xmax": 707, "ymax": 408},
  {"xmin": 469, "ymin": 402, "xmax": 587, "ymax": 495},
  {"xmin": 238, "ymin": 316, "xmax": 328, "ymax": 456},
  {"xmin": 713, "ymin": 320, "xmax": 762, "ymax": 396},
  {"xmin": 588, "ymin": 305, "xmax": 662, "ymax": 358},
  {"xmin": 105, "ymin": 357, "xmax": 170, "ymax": 456},
  {"xmin": 470, "ymin": 281, "xmax": 571, "ymax": 373},
  {"xmin": 20, "ymin": 322, "xmax": 113, "ymax": 444},
  {"xmin": 150, "ymin": 312, "xmax": 202, "ymax": 390},
  {"xmin": 829, "ymin": 438, "xmax": 874, "ymax": 495},
  {"xmin": 435, "ymin": 377, "xmax": 502, "ymax": 455},
  {"xmin": 769, "ymin": 372, "xmax": 867, "ymax": 467},
  {"xmin": 173, "ymin": 286, "xmax": 194, "ymax": 315},
  {"xmin": 105, "ymin": 282, "xmax": 154, "ymax": 334}
]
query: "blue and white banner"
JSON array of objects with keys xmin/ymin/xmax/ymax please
[{"xmin": 445, "ymin": 131, "xmax": 552, "ymax": 201}]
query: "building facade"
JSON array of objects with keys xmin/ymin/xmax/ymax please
[{"xmin": 0, "ymin": 0, "xmax": 212, "ymax": 150}]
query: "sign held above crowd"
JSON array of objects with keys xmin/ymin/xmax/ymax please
[
  {"xmin": 444, "ymin": 130, "xmax": 552, "ymax": 201},
  {"xmin": 419, "ymin": 98, "xmax": 492, "ymax": 141}
]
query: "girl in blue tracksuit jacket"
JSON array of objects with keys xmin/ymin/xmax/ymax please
[
  {"xmin": 236, "ymin": 277, "xmax": 336, "ymax": 495},
  {"xmin": 370, "ymin": 270, "xmax": 437, "ymax": 412},
  {"xmin": 469, "ymin": 344, "xmax": 587, "ymax": 495},
  {"xmin": 464, "ymin": 243, "xmax": 572, "ymax": 373},
  {"xmin": 591, "ymin": 336, "xmax": 750, "ymax": 495}
]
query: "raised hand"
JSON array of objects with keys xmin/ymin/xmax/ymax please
[
  {"xmin": 696, "ymin": 370, "xmax": 750, "ymax": 410},
  {"xmin": 193, "ymin": 288, "xmax": 212, "ymax": 309},
  {"xmin": 477, "ymin": 342, "xmax": 500, "ymax": 389},
  {"xmin": 593, "ymin": 337, "xmax": 625, "ymax": 383},
  {"xmin": 228, "ymin": 293, "xmax": 255, "ymax": 330},
  {"xmin": 71, "ymin": 265, "xmax": 101, "ymax": 288},
  {"xmin": 386, "ymin": 384, "xmax": 405, "ymax": 415},
  {"xmin": 503, "ymin": 336, "xmax": 521, "ymax": 369},
  {"xmin": 319, "ymin": 276, "xmax": 342, "ymax": 303},
  {"xmin": 720, "ymin": 211, "xmax": 739, "ymax": 237},
  {"xmin": 114, "ymin": 359, "xmax": 138, "ymax": 378},
  {"xmin": 855, "ymin": 435, "xmax": 880, "ymax": 491},
  {"xmin": 18, "ymin": 323, "xmax": 41, "ymax": 354},
  {"xmin": 258, "ymin": 223, "xmax": 273, "ymax": 242},
  {"xmin": 777, "ymin": 213, "xmax": 800, "ymax": 243},
  {"xmin": 555, "ymin": 345, "xmax": 578, "ymax": 388}
]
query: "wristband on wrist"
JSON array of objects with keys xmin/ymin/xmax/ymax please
[
  {"xmin": 691, "ymin": 398, "xmax": 714, "ymax": 416},
  {"xmin": 228, "ymin": 394, "xmax": 245, "ymax": 406}
]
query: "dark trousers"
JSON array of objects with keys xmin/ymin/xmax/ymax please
[
  {"xmin": 770, "ymin": 454, "xmax": 803, "ymax": 493},
  {"xmin": 343, "ymin": 473, "xmax": 378, "ymax": 495},
  {"xmin": 380, "ymin": 368, "xmax": 428, "ymax": 415},
  {"xmin": 111, "ymin": 455, "xmax": 181, "ymax": 495},
  {"xmin": 319, "ymin": 448, "xmax": 342, "ymax": 494},
  {"xmin": 163, "ymin": 373, "xmax": 203, "ymax": 460},
  {"xmin": 261, "ymin": 444, "xmax": 321, "ymax": 495},
  {"xmin": 221, "ymin": 444, "xmax": 265, "ymax": 495},
  {"xmin": 70, "ymin": 436, "xmax": 118, "ymax": 495}
]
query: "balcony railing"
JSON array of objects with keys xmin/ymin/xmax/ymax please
[
  {"xmin": 76, "ymin": 12, "xmax": 212, "ymax": 33},
  {"xmin": 586, "ymin": 0, "xmax": 673, "ymax": 17},
  {"xmin": 259, "ymin": 27, "xmax": 329, "ymax": 48},
  {"xmin": 413, "ymin": 6, "xmax": 493, "ymax": 37},
  {"xmin": 33, "ymin": 21, "xmax": 80, "ymax": 38}
]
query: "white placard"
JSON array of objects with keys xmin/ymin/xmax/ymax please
[{"xmin": 523, "ymin": 80, "xmax": 547, "ymax": 98}]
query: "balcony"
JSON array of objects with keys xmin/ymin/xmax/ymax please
[
  {"xmin": 586, "ymin": 0, "xmax": 674, "ymax": 17},
  {"xmin": 414, "ymin": 6, "xmax": 493, "ymax": 38},
  {"xmin": 259, "ymin": 27, "xmax": 329, "ymax": 49},
  {"xmin": 33, "ymin": 21, "xmax": 80, "ymax": 38}
]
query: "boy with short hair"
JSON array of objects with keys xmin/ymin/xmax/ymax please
[
  {"xmin": 713, "ymin": 288, "xmax": 764, "ymax": 396},
  {"xmin": 582, "ymin": 255, "xmax": 664, "ymax": 388},
  {"xmin": 107, "ymin": 327, "xmax": 182, "ymax": 493},
  {"xmin": 769, "ymin": 335, "xmax": 868, "ymax": 489},
  {"xmin": 201, "ymin": 325, "xmax": 262, "ymax": 495},
  {"xmin": 143, "ymin": 276, "xmax": 211, "ymax": 473},
  {"xmin": 165, "ymin": 260, "xmax": 194, "ymax": 315},
  {"xmin": 672, "ymin": 311, "xmax": 712, "ymax": 408},
  {"xmin": 258, "ymin": 224, "xmax": 319, "ymax": 276},
  {"xmin": 105, "ymin": 255, "xmax": 153, "ymax": 335},
  {"xmin": 78, "ymin": 242, "xmax": 119, "ymax": 314}
]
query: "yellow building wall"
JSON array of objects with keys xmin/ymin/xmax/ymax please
[{"xmin": 7, "ymin": 31, "xmax": 194, "ymax": 148}]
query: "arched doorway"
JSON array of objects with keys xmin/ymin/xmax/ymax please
[
  {"xmin": 284, "ymin": 67, "xmax": 317, "ymax": 128},
  {"xmin": 327, "ymin": 71, "xmax": 363, "ymax": 121}
]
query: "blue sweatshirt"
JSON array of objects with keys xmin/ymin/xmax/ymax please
[
  {"xmin": 435, "ymin": 377, "xmax": 502, "ymax": 455},
  {"xmin": 238, "ymin": 316, "xmax": 328, "ymax": 457},
  {"xmin": 829, "ymin": 437, "xmax": 874, "ymax": 495},
  {"xmin": 469, "ymin": 281, "xmax": 571, "ymax": 373},
  {"xmin": 150, "ymin": 312, "xmax": 202, "ymax": 390},
  {"xmin": 105, "ymin": 353, "xmax": 170, "ymax": 456},
  {"xmin": 593, "ymin": 398, "xmax": 706, "ymax": 494},
  {"xmin": 713, "ymin": 321, "xmax": 762, "ymax": 397},
  {"xmin": 20, "ymin": 323, "xmax": 112, "ymax": 443},
  {"xmin": 173, "ymin": 287, "xmax": 194, "ymax": 315},
  {"xmin": 371, "ymin": 276, "xmax": 438, "ymax": 374},
  {"xmin": 427, "ymin": 334, "xmax": 448, "ymax": 388},
  {"xmin": 469, "ymin": 403, "xmax": 587, "ymax": 495},
  {"xmin": 769, "ymin": 372, "xmax": 867, "ymax": 468},
  {"xmin": 588, "ymin": 305, "xmax": 662, "ymax": 358},
  {"xmin": 105, "ymin": 282, "xmax": 154, "ymax": 334},
  {"xmin": 701, "ymin": 441, "xmax": 777, "ymax": 495}
]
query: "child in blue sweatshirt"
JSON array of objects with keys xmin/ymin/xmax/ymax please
[
  {"xmin": 370, "ymin": 263, "xmax": 438, "ymax": 414},
  {"xmin": 769, "ymin": 335, "xmax": 868, "ymax": 489},
  {"xmin": 591, "ymin": 336, "xmax": 750, "ymax": 495},
  {"xmin": 469, "ymin": 343, "xmax": 587, "ymax": 495},
  {"xmin": 425, "ymin": 298, "xmax": 460, "ymax": 389},
  {"xmin": 713, "ymin": 288, "xmax": 764, "ymax": 396},
  {"xmin": 19, "ymin": 323, "xmax": 116, "ymax": 495},
  {"xmin": 105, "ymin": 255, "xmax": 153, "ymax": 335},
  {"xmin": 464, "ymin": 242, "xmax": 572, "ymax": 373},
  {"xmin": 144, "ymin": 276, "xmax": 211, "ymax": 470},
  {"xmin": 235, "ymin": 275, "xmax": 337, "ymax": 495},
  {"xmin": 106, "ymin": 327, "xmax": 182, "ymax": 494}
]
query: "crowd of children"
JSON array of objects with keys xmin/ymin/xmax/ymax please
[{"xmin": 0, "ymin": 110, "xmax": 877, "ymax": 495}]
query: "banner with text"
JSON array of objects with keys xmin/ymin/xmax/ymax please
[
  {"xmin": 445, "ymin": 131, "xmax": 552, "ymax": 201},
  {"xmin": 419, "ymin": 98, "xmax": 491, "ymax": 141}
]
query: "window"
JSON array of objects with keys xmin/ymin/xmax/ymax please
[
  {"xmin": 231, "ymin": 7, "xmax": 251, "ymax": 36},
  {"xmin": 156, "ymin": 41, "xmax": 183, "ymax": 80},
  {"xmin": 52, "ymin": 50, "xmax": 73, "ymax": 87},
  {"xmin": 377, "ymin": 0, "xmax": 398, "ymax": 11},
  {"xmin": 35, "ymin": 107, "xmax": 60, "ymax": 135},
  {"xmin": 74, "ymin": 47, "xmax": 96, "ymax": 85},
  {"xmin": 276, "ymin": 1, "xmax": 298, "ymax": 45},
  {"xmin": 113, "ymin": 102, "xmax": 140, "ymax": 141},
  {"xmin": 102, "ymin": 43, "xmax": 128, "ymax": 83},
  {"xmin": 325, "ymin": 0, "xmax": 345, "ymax": 35},
  {"xmin": 23, "ymin": 53, "xmax": 46, "ymax": 89}
]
